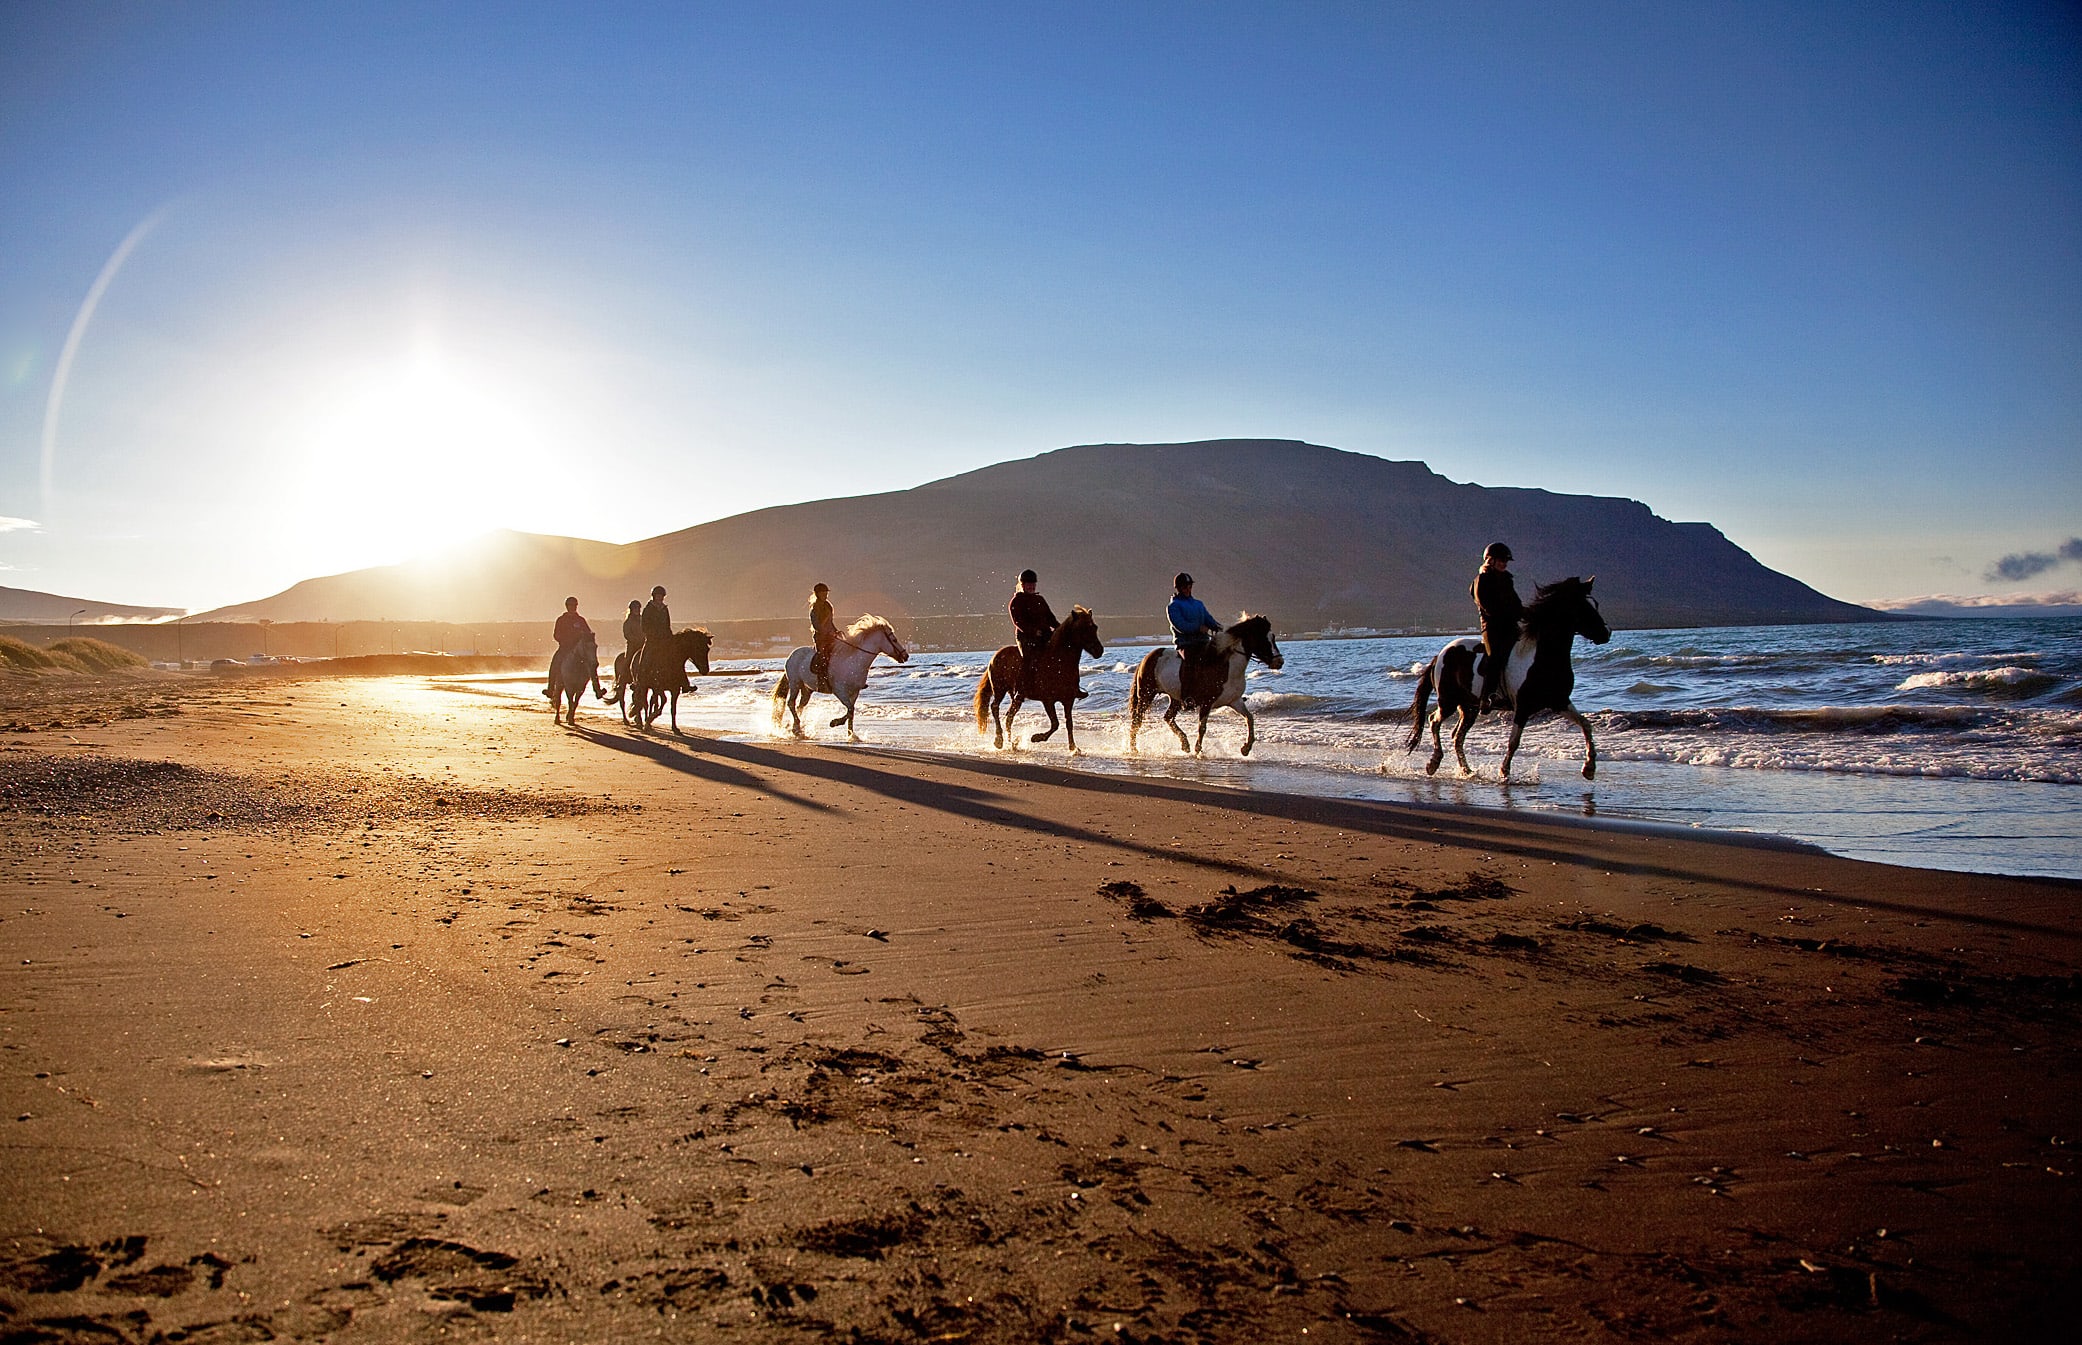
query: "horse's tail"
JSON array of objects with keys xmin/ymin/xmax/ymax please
[
  {"xmin": 1404, "ymin": 659, "xmax": 1435, "ymax": 751},
  {"xmin": 972, "ymin": 666, "xmax": 993, "ymax": 733},
  {"xmin": 771, "ymin": 673, "xmax": 790, "ymax": 728}
]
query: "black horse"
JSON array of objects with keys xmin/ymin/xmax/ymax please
[
  {"xmin": 1404, "ymin": 576, "xmax": 1611, "ymax": 780},
  {"xmin": 612, "ymin": 628, "xmax": 714, "ymax": 734}
]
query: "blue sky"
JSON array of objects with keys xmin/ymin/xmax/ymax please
[{"xmin": 2, "ymin": 1, "xmax": 2077, "ymax": 611}]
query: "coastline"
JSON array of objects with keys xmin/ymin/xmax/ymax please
[{"xmin": 3, "ymin": 672, "xmax": 2076, "ymax": 1340}]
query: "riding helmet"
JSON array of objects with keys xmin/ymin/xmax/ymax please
[
  {"xmin": 1018, "ymin": 568, "xmax": 1038, "ymax": 585},
  {"xmin": 1484, "ymin": 543, "xmax": 1512, "ymax": 563}
]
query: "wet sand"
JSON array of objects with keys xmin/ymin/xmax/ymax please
[{"xmin": 2, "ymin": 673, "xmax": 2077, "ymax": 1342}]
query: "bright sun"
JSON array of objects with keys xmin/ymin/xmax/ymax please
[{"xmin": 292, "ymin": 349, "xmax": 555, "ymax": 570}]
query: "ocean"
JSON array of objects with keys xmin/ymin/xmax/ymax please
[{"xmin": 541, "ymin": 618, "xmax": 2082, "ymax": 881}]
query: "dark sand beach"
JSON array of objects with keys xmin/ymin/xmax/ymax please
[{"xmin": 3, "ymin": 672, "xmax": 2076, "ymax": 1341}]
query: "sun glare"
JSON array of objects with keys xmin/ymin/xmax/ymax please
[{"xmin": 292, "ymin": 350, "xmax": 556, "ymax": 572}]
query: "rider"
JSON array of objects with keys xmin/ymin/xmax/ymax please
[
  {"xmin": 1472, "ymin": 542, "xmax": 1524, "ymax": 710},
  {"xmin": 639, "ymin": 584, "xmax": 682, "ymax": 690},
  {"xmin": 1009, "ymin": 568, "xmax": 1083, "ymax": 698},
  {"xmin": 808, "ymin": 582, "xmax": 838, "ymax": 688},
  {"xmin": 544, "ymin": 596, "xmax": 592, "ymax": 698},
  {"xmin": 620, "ymin": 599, "xmax": 644, "ymax": 684},
  {"xmin": 1167, "ymin": 572, "xmax": 1226, "ymax": 706}
]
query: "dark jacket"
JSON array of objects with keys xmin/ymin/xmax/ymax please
[
  {"xmin": 554, "ymin": 611, "xmax": 592, "ymax": 647},
  {"xmin": 1009, "ymin": 591, "xmax": 1058, "ymax": 649},
  {"xmin": 1472, "ymin": 568, "xmax": 1523, "ymax": 647},
  {"xmin": 622, "ymin": 612, "xmax": 644, "ymax": 651},
  {"xmin": 811, "ymin": 598, "xmax": 836, "ymax": 647},
  {"xmin": 641, "ymin": 598, "xmax": 671, "ymax": 642}
]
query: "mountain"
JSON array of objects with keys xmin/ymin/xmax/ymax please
[
  {"xmin": 0, "ymin": 584, "xmax": 183, "ymax": 624},
  {"xmin": 195, "ymin": 440, "xmax": 1881, "ymax": 631}
]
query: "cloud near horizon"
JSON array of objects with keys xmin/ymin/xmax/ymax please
[
  {"xmin": 0, "ymin": 516, "xmax": 41, "ymax": 533},
  {"xmin": 1986, "ymin": 537, "xmax": 2082, "ymax": 583},
  {"xmin": 1871, "ymin": 590, "xmax": 2082, "ymax": 612}
]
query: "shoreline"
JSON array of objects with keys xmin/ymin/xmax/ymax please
[{"xmin": 3, "ymin": 671, "xmax": 2077, "ymax": 1340}]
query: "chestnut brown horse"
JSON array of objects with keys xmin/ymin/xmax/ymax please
[{"xmin": 971, "ymin": 606, "xmax": 1103, "ymax": 751}]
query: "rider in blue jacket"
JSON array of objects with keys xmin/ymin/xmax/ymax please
[{"xmin": 1168, "ymin": 572, "xmax": 1225, "ymax": 705}]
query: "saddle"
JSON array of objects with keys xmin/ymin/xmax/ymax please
[
  {"xmin": 639, "ymin": 642, "xmax": 688, "ymax": 693},
  {"xmin": 809, "ymin": 649, "xmax": 833, "ymax": 694},
  {"xmin": 1178, "ymin": 645, "xmax": 1228, "ymax": 709}
]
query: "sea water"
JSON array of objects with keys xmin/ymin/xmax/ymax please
[{"xmin": 542, "ymin": 617, "xmax": 2082, "ymax": 880}]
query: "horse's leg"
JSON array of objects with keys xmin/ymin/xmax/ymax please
[
  {"xmin": 1452, "ymin": 707, "xmax": 1477, "ymax": 776},
  {"xmin": 1163, "ymin": 698, "xmax": 1191, "ymax": 752},
  {"xmin": 1500, "ymin": 712, "xmax": 1530, "ymax": 781},
  {"xmin": 1236, "ymin": 701, "xmax": 1257, "ymax": 756},
  {"xmin": 1063, "ymin": 701, "xmax": 1078, "ymax": 754},
  {"xmin": 990, "ymin": 687, "xmax": 1006, "ymax": 750},
  {"xmin": 1556, "ymin": 704, "xmax": 1596, "ymax": 780},
  {"xmin": 1004, "ymin": 693, "xmax": 1024, "ymax": 750},
  {"xmin": 669, "ymin": 688, "xmax": 681, "ymax": 735},
  {"xmin": 1193, "ymin": 706, "xmax": 1211, "ymax": 755},
  {"xmin": 1029, "ymin": 698, "xmax": 1059, "ymax": 744}
]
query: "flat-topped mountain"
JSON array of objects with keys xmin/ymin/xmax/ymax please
[
  {"xmin": 1, "ymin": 584, "xmax": 183, "ymax": 624},
  {"xmin": 197, "ymin": 440, "xmax": 1879, "ymax": 630}
]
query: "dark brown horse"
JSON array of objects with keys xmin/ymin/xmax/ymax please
[
  {"xmin": 972, "ymin": 606, "xmax": 1103, "ymax": 751},
  {"xmin": 611, "ymin": 628, "xmax": 713, "ymax": 734}
]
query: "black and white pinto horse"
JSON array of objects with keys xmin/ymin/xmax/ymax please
[
  {"xmin": 547, "ymin": 632, "xmax": 605, "ymax": 728},
  {"xmin": 1128, "ymin": 615, "xmax": 1285, "ymax": 756},
  {"xmin": 612, "ymin": 628, "xmax": 714, "ymax": 734},
  {"xmin": 1404, "ymin": 576, "xmax": 1611, "ymax": 780},
  {"xmin": 771, "ymin": 615, "xmax": 909, "ymax": 739}
]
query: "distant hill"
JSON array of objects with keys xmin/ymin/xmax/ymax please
[
  {"xmin": 0, "ymin": 584, "xmax": 182, "ymax": 624},
  {"xmin": 196, "ymin": 440, "xmax": 1882, "ymax": 631}
]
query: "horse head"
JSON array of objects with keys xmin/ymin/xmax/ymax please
[
  {"xmin": 1059, "ymin": 606, "xmax": 1104, "ymax": 660},
  {"xmin": 680, "ymin": 627, "xmax": 713, "ymax": 676},
  {"xmin": 1528, "ymin": 577, "xmax": 1610, "ymax": 645},
  {"xmin": 849, "ymin": 615, "xmax": 909, "ymax": 663},
  {"xmin": 1231, "ymin": 614, "xmax": 1284, "ymax": 669}
]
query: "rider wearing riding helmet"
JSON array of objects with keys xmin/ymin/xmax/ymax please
[
  {"xmin": 621, "ymin": 599, "xmax": 644, "ymax": 664},
  {"xmin": 1472, "ymin": 542, "xmax": 1523, "ymax": 709},
  {"xmin": 809, "ymin": 583, "xmax": 837, "ymax": 686},
  {"xmin": 641, "ymin": 585, "xmax": 686, "ymax": 692},
  {"xmin": 1168, "ymin": 572, "xmax": 1226, "ymax": 705},
  {"xmin": 1010, "ymin": 568, "xmax": 1085, "ymax": 698},
  {"xmin": 544, "ymin": 596, "xmax": 593, "ymax": 698}
]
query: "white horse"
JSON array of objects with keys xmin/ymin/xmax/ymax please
[
  {"xmin": 771, "ymin": 615, "xmax": 910, "ymax": 739},
  {"xmin": 1127, "ymin": 615, "xmax": 1284, "ymax": 756},
  {"xmin": 547, "ymin": 632, "xmax": 604, "ymax": 727}
]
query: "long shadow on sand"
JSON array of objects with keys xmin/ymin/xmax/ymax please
[
  {"xmin": 572, "ymin": 725, "xmax": 837, "ymax": 815},
  {"xmin": 586, "ymin": 725, "xmax": 1283, "ymax": 880},
  {"xmin": 682, "ymin": 735, "xmax": 2082, "ymax": 941}
]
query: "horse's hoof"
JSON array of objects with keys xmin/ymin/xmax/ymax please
[
  {"xmin": 1582, "ymin": 765, "xmax": 1595, "ymax": 781},
  {"xmin": 1240, "ymin": 744, "xmax": 1253, "ymax": 757}
]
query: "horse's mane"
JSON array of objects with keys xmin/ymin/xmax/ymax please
[
  {"xmin": 1524, "ymin": 578, "xmax": 1590, "ymax": 632},
  {"xmin": 1042, "ymin": 606, "xmax": 1096, "ymax": 653},
  {"xmin": 845, "ymin": 614, "xmax": 894, "ymax": 640}
]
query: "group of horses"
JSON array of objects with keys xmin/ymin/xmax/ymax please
[{"xmin": 545, "ymin": 575, "xmax": 1612, "ymax": 781}]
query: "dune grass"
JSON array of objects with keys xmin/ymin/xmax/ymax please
[
  {"xmin": 49, "ymin": 637, "xmax": 149, "ymax": 672},
  {"xmin": 0, "ymin": 634, "xmax": 149, "ymax": 674}
]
